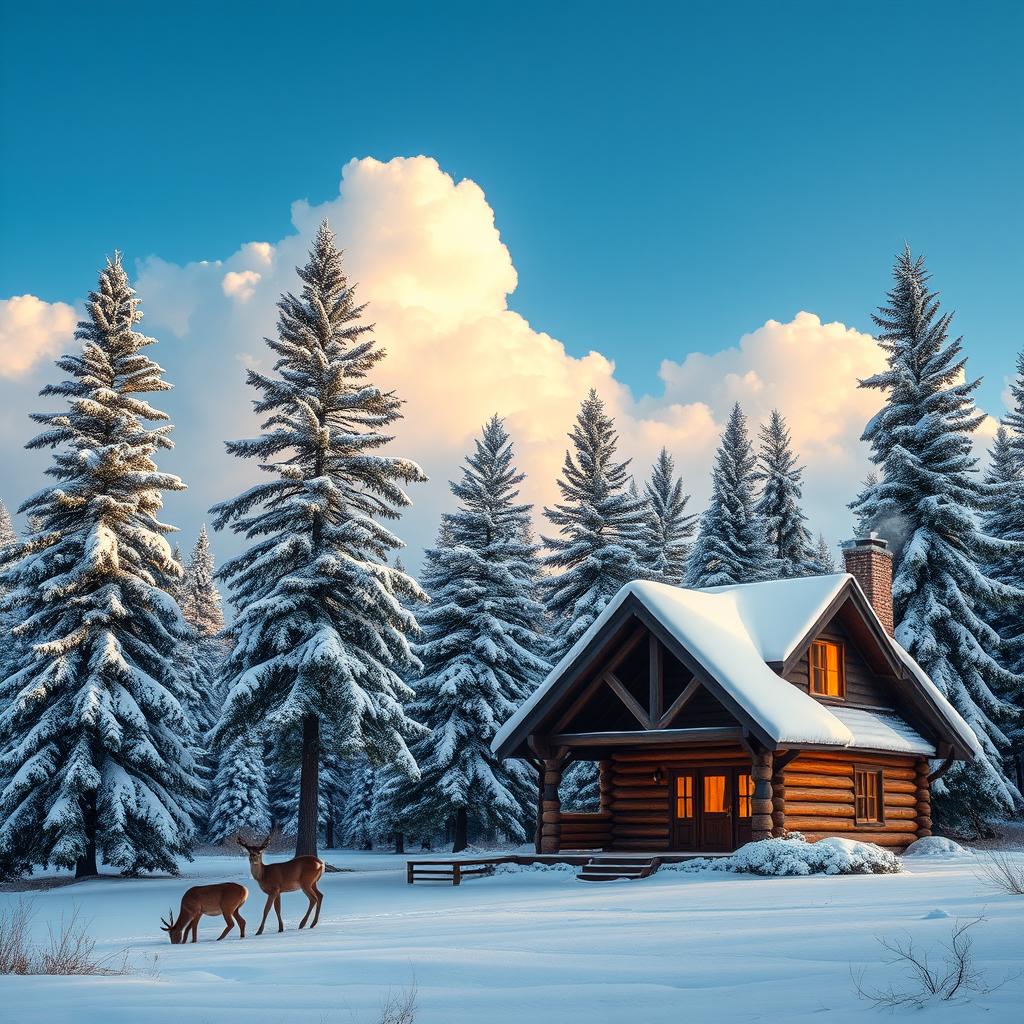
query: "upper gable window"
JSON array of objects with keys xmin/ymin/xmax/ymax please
[{"xmin": 810, "ymin": 639, "xmax": 845, "ymax": 698}]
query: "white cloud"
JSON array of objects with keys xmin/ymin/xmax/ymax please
[
  {"xmin": 0, "ymin": 295, "xmax": 76, "ymax": 377},
  {"xmin": 222, "ymin": 270, "xmax": 262, "ymax": 301},
  {"xmin": 0, "ymin": 156, "xmax": 910, "ymax": 565}
]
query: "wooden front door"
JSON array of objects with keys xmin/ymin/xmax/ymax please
[
  {"xmin": 699, "ymin": 771, "xmax": 732, "ymax": 851},
  {"xmin": 670, "ymin": 767, "xmax": 755, "ymax": 852}
]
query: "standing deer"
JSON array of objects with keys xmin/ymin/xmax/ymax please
[
  {"xmin": 159, "ymin": 882, "xmax": 248, "ymax": 943},
  {"xmin": 237, "ymin": 837, "xmax": 325, "ymax": 934}
]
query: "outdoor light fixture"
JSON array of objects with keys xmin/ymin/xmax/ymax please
[{"xmin": 653, "ymin": 767, "xmax": 663, "ymax": 785}]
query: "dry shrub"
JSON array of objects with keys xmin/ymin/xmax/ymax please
[
  {"xmin": 975, "ymin": 850, "xmax": 1024, "ymax": 896},
  {"xmin": 377, "ymin": 983, "xmax": 417, "ymax": 1024},
  {"xmin": 0, "ymin": 898, "xmax": 129, "ymax": 976},
  {"xmin": 852, "ymin": 916, "xmax": 1014, "ymax": 1008}
]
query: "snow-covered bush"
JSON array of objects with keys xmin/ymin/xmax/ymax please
[
  {"xmin": 493, "ymin": 860, "xmax": 576, "ymax": 875},
  {"xmin": 665, "ymin": 836, "xmax": 902, "ymax": 876},
  {"xmin": 902, "ymin": 836, "xmax": 969, "ymax": 859}
]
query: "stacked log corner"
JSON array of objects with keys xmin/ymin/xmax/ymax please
[
  {"xmin": 781, "ymin": 751, "xmax": 920, "ymax": 848},
  {"xmin": 770, "ymin": 763, "xmax": 786, "ymax": 837},
  {"xmin": 914, "ymin": 757, "xmax": 932, "ymax": 838},
  {"xmin": 751, "ymin": 751, "xmax": 774, "ymax": 841}
]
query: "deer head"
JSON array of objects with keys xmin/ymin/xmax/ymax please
[
  {"xmin": 160, "ymin": 907, "xmax": 183, "ymax": 944},
  {"xmin": 236, "ymin": 835, "xmax": 270, "ymax": 873}
]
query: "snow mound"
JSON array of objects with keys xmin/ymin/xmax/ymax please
[
  {"xmin": 664, "ymin": 836, "xmax": 902, "ymax": 877},
  {"xmin": 902, "ymin": 836, "xmax": 969, "ymax": 859},
  {"xmin": 493, "ymin": 861, "xmax": 576, "ymax": 875}
]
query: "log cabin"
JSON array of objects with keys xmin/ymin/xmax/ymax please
[{"xmin": 492, "ymin": 537, "xmax": 979, "ymax": 854}]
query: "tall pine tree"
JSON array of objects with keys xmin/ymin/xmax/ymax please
[
  {"xmin": 180, "ymin": 525, "xmax": 224, "ymax": 637},
  {"xmin": 0, "ymin": 254, "xmax": 203, "ymax": 877},
  {"xmin": 0, "ymin": 500, "xmax": 16, "ymax": 551},
  {"xmin": 543, "ymin": 390, "xmax": 647, "ymax": 661},
  {"xmin": 543, "ymin": 392, "xmax": 647, "ymax": 810},
  {"xmin": 641, "ymin": 448, "xmax": 696, "ymax": 584},
  {"xmin": 754, "ymin": 410, "xmax": 815, "ymax": 577},
  {"xmin": 211, "ymin": 222, "xmax": 427, "ymax": 859},
  {"xmin": 207, "ymin": 730, "xmax": 273, "ymax": 845},
  {"xmin": 684, "ymin": 403, "xmax": 776, "ymax": 588},
  {"xmin": 852, "ymin": 247, "xmax": 1024, "ymax": 831},
  {"xmin": 402, "ymin": 417, "xmax": 549, "ymax": 851}
]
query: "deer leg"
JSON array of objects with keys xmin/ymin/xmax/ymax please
[
  {"xmin": 256, "ymin": 893, "xmax": 275, "ymax": 936},
  {"xmin": 216, "ymin": 912, "xmax": 234, "ymax": 940},
  {"xmin": 191, "ymin": 915, "xmax": 200, "ymax": 943},
  {"xmin": 310, "ymin": 885, "xmax": 324, "ymax": 928},
  {"xmin": 234, "ymin": 910, "xmax": 246, "ymax": 938},
  {"xmin": 298, "ymin": 886, "xmax": 315, "ymax": 928},
  {"xmin": 274, "ymin": 894, "xmax": 284, "ymax": 933}
]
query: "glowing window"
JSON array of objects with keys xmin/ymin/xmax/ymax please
[
  {"xmin": 738, "ymin": 774, "xmax": 753, "ymax": 818},
  {"xmin": 810, "ymin": 639, "xmax": 845, "ymax": 697},
  {"xmin": 703, "ymin": 774, "xmax": 727, "ymax": 813},
  {"xmin": 855, "ymin": 768, "xmax": 884, "ymax": 825},
  {"xmin": 675, "ymin": 775, "xmax": 693, "ymax": 819}
]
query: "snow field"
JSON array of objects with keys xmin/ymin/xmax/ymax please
[{"xmin": 1, "ymin": 848, "xmax": 1022, "ymax": 1023}]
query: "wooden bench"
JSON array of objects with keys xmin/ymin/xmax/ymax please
[{"xmin": 406, "ymin": 856, "xmax": 519, "ymax": 885}]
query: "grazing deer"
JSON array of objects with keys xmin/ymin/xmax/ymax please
[
  {"xmin": 159, "ymin": 882, "xmax": 248, "ymax": 943},
  {"xmin": 237, "ymin": 837, "xmax": 325, "ymax": 935}
]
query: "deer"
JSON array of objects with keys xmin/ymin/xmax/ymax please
[
  {"xmin": 237, "ymin": 836, "xmax": 325, "ymax": 935},
  {"xmin": 159, "ymin": 882, "xmax": 249, "ymax": 943}
]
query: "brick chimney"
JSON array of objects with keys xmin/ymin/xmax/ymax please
[{"xmin": 842, "ymin": 534, "xmax": 894, "ymax": 637}]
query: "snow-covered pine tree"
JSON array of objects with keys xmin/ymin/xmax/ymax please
[
  {"xmin": 543, "ymin": 390, "xmax": 648, "ymax": 662},
  {"xmin": 207, "ymin": 730, "xmax": 273, "ymax": 845},
  {"xmin": 754, "ymin": 410, "xmax": 816, "ymax": 578},
  {"xmin": 684, "ymin": 403, "xmax": 776, "ymax": 588},
  {"xmin": 211, "ymin": 221, "xmax": 428, "ymax": 859},
  {"xmin": 0, "ymin": 254, "xmax": 203, "ymax": 877},
  {"xmin": 543, "ymin": 392, "xmax": 647, "ymax": 813},
  {"xmin": 982, "ymin": 427, "xmax": 1024, "ymax": 677},
  {"xmin": 402, "ymin": 417, "xmax": 549, "ymax": 851},
  {"xmin": 852, "ymin": 247, "xmax": 1024, "ymax": 831},
  {"xmin": 809, "ymin": 532, "xmax": 837, "ymax": 575},
  {"xmin": 341, "ymin": 757, "xmax": 376, "ymax": 850},
  {"xmin": 850, "ymin": 471, "xmax": 880, "ymax": 539},
  {"xmin": 641, "ymin": 448, "xmax": 696, "ymax": 584},
  {"xmin": 180, "ymin": 525, "xmax": 225, "ymax": 637},
  {"xmin": 1005, "ymin": 350, "xmax": 1024, "ymax": 468},
  {"xmin": 0, "ymin": 500, "xmax": 16, "ymax": 551}
]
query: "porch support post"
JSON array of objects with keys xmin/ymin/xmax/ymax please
[
  {"xmin": 751, "ymin": 750, "xmax": 774, "ymax": 841},
  {"xmin": 541, "ymin": 755, "xmax": 566, "ymax": 854},
  {"xmin": 598, "ymin": 759, "xmax": 613, "ymax": 814},
  {"xmin": 915, "ymin": 758, "xmax": 932, "ymax": 838}
]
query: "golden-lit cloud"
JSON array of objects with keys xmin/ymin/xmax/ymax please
[
  {"xmin": 0, "ymin": 294, "xmax": 76, "ymax": 378},
  {"xmin": 1, "ymin": 157, "xmax": 904, "ymax": 562}
]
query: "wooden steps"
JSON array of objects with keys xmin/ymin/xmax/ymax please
[{"xmin": 576, "ymin": 856, "xmax": 661, "ymax": 882}]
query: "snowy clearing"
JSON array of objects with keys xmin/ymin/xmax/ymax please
[{"xmin": 1, "ymin": 848, "xmax": 1022, "ymax": 1023}]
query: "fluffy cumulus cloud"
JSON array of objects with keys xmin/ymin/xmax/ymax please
[
  {"xmin": 0, "ymin": 156, "xmax": 901, "ymax": 567},
  {"xmin": 0, "ymin": 295, "xmax": 76, "ymax": 377}
]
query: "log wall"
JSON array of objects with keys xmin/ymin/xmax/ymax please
[
  {"xmin": 607, "ymin": 744, "xmax": 750, "ymax": 851},
  {"xmin": 559, "ymin": 812, "xmax": 613, "ymax": 850},
  {"xmin": 782, "ymin": 750, "xmax": 925, "ymax": 848}
]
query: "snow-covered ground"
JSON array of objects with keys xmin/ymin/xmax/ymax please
[{"xmin": 1, "ymin": 847, "xmax": 1022, "ymax": 1023}]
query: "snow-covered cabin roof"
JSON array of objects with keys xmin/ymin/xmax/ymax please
[{"xmin": 492, "ymin": 574, "xmax": 979, "ymax": 760}]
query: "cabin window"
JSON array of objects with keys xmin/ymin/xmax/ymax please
[
  {"xmin": 854, "ymin": 767, "xmax": 884, "ymax": 825},
  {"xmin": 809, "ymin": 639, "xmax": 845, "ymax": 698},
  {"xmin": 737, "ymin": 774, "xmax": 753, "ymax": 818},
  {"xmin": 675, "ymin": 775, "xmax": 694, "ymax": 819},
  {"xmin": 702, "ymin": 774, "xmax": 727, "ymax": 813}
]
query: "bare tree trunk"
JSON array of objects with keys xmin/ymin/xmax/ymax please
[
  {"xmin": 452, "ymin": 807, "xmax": 469, "ymax": 853},
  {"xmin": 394, "ymin": 831, "xmax": 405, "ymax": 854},
  {"xmin": 75, "ymin": 791, "xmax": 99, "ymax": 878},
  {"xmin": 295, "ymin": 714, "xmax": 320, "ymax": 858}
]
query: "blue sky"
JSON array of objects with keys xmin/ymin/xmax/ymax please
[
  {"xmin": 3, "ymin": 1, "xmax": 1021, "ymax": 404},
  {"xmin": 1, "ymin": 1, "xmax": 1021, "ymax": 565}
]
